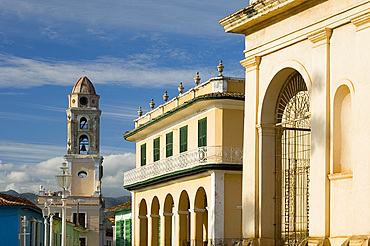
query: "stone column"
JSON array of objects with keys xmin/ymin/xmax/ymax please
[
  {"xmin": 307, "ymin": 27, "xmax": 332, "ymax": 244},
  {"xmin": 209, "ymin": 170, "xmax": 224, "ymax": 244}
]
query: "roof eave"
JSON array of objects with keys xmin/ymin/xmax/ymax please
[{"xmin": 219, "ymin": 0, "xmax": 313, "ymax": 34}]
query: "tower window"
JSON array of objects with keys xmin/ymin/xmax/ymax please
[
  {"xmin": 79, "ymin": 135, "xmax": 89, "ymax": 154},
  {"xmin": 80, "ymin": 97, "xmax": 88, "ymax": 106},
  {"xmin": 80, "ymin": 117, "xmax": 88, "ymax": 129},
  {"xmin": 78, "ymin": 171, "xmax": 88, "ymax": 178}
]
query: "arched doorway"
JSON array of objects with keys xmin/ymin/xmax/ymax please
[
  {"xmin": 138, "ymin": 199, "xmax": 148, "ymax": 246},
  {"xmin": 163, "ymin": 194, "xmax": 174, "ymax": 246},
  {"xmin": 194, "ymin": 187, "xmax": 208, "ymax": 246},
  {"xmin": 151, "ymin": 196, "xmax": 160, "ymax": 246},
  {"xmin": 178, "ymin": 190, "xmax": 190, "ymax": 245},
  {"xmin": 275, "ymin": 71, "xmax": 310, "ymax": 245}
]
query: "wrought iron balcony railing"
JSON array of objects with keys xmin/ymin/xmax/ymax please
[{"xmin": 124, "ymin": 146, "xmax": 243, "ymax": 186}]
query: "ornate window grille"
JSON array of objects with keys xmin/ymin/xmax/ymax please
[{"xmin": 275, "ymin": 72, "xmax": 310, "ymax": 245}]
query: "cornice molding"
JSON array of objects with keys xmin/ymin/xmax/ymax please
[{"xmin": 351, "ymin": 11, "xmax": 370, "ymax": 31}]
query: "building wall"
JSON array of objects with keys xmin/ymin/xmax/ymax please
[
  {"xmin": 221, "ymin": 0, "xmax": 370, "ymax": 244},
  {"xmin": 0, "ymin": 207, "xmax": 44, "ymax": 246}
]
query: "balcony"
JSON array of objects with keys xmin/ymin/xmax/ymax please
[{"xmin": 124, "ymin": 146, "xmax": 243, "ymax": 187}]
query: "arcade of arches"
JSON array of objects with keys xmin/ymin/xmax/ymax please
[
  {"xmin": 138, "ymin": 187, "xmax": 208, "ymax": 246},
  {"xmin": 133, "ymin": 171, "xmax": 242, "ymax": 246}
]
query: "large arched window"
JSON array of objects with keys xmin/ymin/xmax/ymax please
[
  {"xmin": 79, "ymin": 135, "xmax": 89, "ymax": 155},
  {"xmin": 275, "ymin": 72, "xmax": 310, "ymax": 245}
]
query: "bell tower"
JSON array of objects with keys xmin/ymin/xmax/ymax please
[
  {"xmin": 65, "ymin": 76, "xmax": 103, "ymax": 197},
  {"xmin": 65, "ymin": 76, "xmax": 104, "ymax": 246}
]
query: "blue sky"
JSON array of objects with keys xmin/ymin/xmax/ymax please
[{"xmin": 0, "ymin": 0, "xmax": 248, "ymax": 197}]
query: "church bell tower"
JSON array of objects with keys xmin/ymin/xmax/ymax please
[
  {"xmin": 65, "ymin": 76, "xmax": 104, "ymax": 245},
  {"xmin": 65, "ymin": 76, "xmax": 103, "ymax": 197}
]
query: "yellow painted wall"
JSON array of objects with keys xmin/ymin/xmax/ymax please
[
  {"xmin": 135, "ymin": 108, "xmax": 222, "ymax": 167},
  {"xmin": 227, "ymin": 81, "xmax": 244, "ymax": 93},
  {"xmin": 224, "ymin": 173, "xmax": 242, "ymax": 239},
  {"xmin": 222, "ymin": 109, "xmax": 244, "ymax": 148}
]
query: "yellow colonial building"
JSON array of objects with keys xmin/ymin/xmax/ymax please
[
  {"xmin": 220, "ymin": 0, "xmax": 370, "ymax": 245},
  {"xmin": 123, "ymin": 65, "xmax": 245, "ymax": 245}
]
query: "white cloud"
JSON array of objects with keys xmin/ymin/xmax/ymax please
[
  {"xmin": 101, "ymin": 153, "xmax": 136, "ymax": 197},
  {"xmin": 0, "ymin": 0, "xmax": 247, "ymax": 37},
  {"xmin": 0, "ymin": 54, "xmax": 237, "ymax": 89},
  {"xmin": 0, "ymin": 141, "xmax": 66, "ymax": 165},
  {"xmin": 0, "ymin": 153, "xmax": 135, "ymax": 197}
]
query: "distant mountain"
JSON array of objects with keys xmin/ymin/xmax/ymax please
[
  {"xmin": 1, "ymin": 190, "xmax": 38, "ymax": 204},
  {"xmin": 0, "ymin": 190, "xmax": 131, "ymax": 209}
]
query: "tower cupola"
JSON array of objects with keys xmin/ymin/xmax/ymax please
[{"xmin": 68, "ymin": 76, "xmax": 100, "ymax": 108}]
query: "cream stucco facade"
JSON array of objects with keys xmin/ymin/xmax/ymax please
[
  {"xmin": 220, "ymin": 0, "xmax": 370, "ymax": 245},
  {"xmin": 123, "ymin": 71, "xmax": 245, "ymax": 245}
]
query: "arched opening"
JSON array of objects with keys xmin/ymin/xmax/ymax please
[
  {"xmin": 194, "ymin": 187, "xmax": 208, "ymax": 245},
  {"xmin": 80, "ymin": 117, "xmax": 88, "ymax": 129},
  {"xmin": 151, "ymin": 197, "xmax": 160, "ymax": 246},
  {"xmin": 333, "ymin": 85, "xmax": 352, "ymax": 173},
  {"xmin": 163, "ymin": 194, "xmax": 174, "ymax": 246},
  {"xmin": 79, "ymin": 135, "xmax": 89, "ymax": 154},
  {"xmin": 275, "ymin": 72, "xmax": 310, "ymax": 245},
  {"xmin": 178, "ymin": 190, "xmax": 190, "ymax": 245},
  {"xmin": 138, "ymin": 199, "xmax": 148, "ymax": 246}
]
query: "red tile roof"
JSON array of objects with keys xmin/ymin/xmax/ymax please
[
  {"xmin": 0, "ymin": 193, "xmax": 41, "ymax": 211},
  {"xmin": 105, "ymin": 201, "xmax": 131, "ymax": 212}
]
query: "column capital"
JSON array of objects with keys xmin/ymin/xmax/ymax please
[
  {"xmin": 241, "ymin": 56, "xmax": 261, "ymax": 72},
  {"xmin": 351, "ymin": 11, "xmax": 370, "ymax": 32},
  {"xmin": 150, "ymin": 214, "xmax": 160, "ymax": 218},
  {"xmin": 161, "ymin": 212, "xmax": 173, "ymax": 217},
  {"xmin": 189, "ymin": 208, "xmax": 206, "ymax": 213},
  {"xmin": 307, "ymin": 28, "xmax": 332, "ymax": 48},
  {"xmin": 138, "ymin": 215, "xmax": 147, "ymax": 219},
  {"xmin": 256, "ymin": 124, "xmax": 275, "ymax": 137}
]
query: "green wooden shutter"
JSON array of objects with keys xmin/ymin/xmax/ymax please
[
  {"xmin": 124, "ymin": 219, "xmax": 132, "ymax": 246},
  {"xmin": 116, "ymin": 221, "xmax": 123, "ymax": 246},
  {"xmin": 141, "ymin": 143, "xmax": 146, "ymax": 166},
  {"xmin": 198, "ymin": 118, "xmax": 207, "ymax": 147},
  {"xmin": 179, "ymin": 125, "xmax": 188, "ymax": 153},
  {"xmin": 153, "ymin": 137, "xmax": 160, "ymax": 162},
  {"xmin": 166, "ymin": 132, "xmax": 173, "ymax": 157}
]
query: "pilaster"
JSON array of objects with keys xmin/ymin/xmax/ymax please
[
  {"xmin": 307, "ymin": 27, "xmax": 332, "ymax": 238},
  {"xmin": 240, "ymin": 56, "xmax": 261, "ymax": 239}
]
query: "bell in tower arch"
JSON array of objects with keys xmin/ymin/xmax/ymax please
[{"xmin": 79, "ymin": 135, "xmax": 89, "ymax": 154}]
